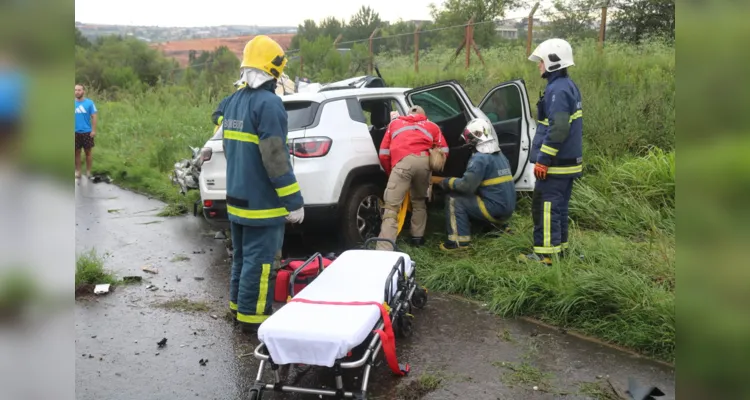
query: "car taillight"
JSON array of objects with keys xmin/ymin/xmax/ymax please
[
  {"xmin": 290, "ymin": 137, "xmax": 332, "ymax": 158},
  {"xmin": 200, "ymin": 147, "xmax": 212, "ymax": 162},
  {"xmin": 203, "ymin": 200, "xmax": 213, "ymax": 207}
]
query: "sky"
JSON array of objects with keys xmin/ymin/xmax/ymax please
[{"xmin": 74, "ymin": 0, "xmax": 541, "ymax": 27}]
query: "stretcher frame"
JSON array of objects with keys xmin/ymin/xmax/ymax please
[{"xmin": 249, "ymin": 238, "xmax": 428, "ymax": 400}]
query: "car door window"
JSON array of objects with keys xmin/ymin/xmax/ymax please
[
  {"xmin": 409, "ymin": 86, "xmax": 464, "ymax": 123},
  {"xmin": 480, "ymin": 86, "xmax": 522, "ymax": 123}
]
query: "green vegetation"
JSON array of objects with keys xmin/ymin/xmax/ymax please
[
  {"xmin": 153, "ymin": 298, "xmax": 210, "ymax": 313},
  {"xmin": 73, "ymin": 0, "xmax": 675, "ymax": 364},
  {"xmin": 76, "ymin": 249, "xmax": 117, "ymax": 287}
]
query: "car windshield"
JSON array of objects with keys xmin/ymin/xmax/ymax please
[{"xmin": 210, "ymin": 100, "xmax": 319, "ymax": 140}]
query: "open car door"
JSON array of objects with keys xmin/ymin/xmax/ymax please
[
  {"xmin": 404, "ymin": 80, "xmax": 479, "ymax": 179},
  {"xmin": 477, "ymin": 79, "xmax": 535, "ymax": 190}
]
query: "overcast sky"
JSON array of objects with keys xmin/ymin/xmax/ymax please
[{"xmin": 74, "ymin": 0, "xmax": 541, "ymax": 27}]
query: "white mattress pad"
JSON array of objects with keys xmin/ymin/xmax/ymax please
[{"xmin": 257, "ymin": 250, "xmax": 414, "ymax": 367}]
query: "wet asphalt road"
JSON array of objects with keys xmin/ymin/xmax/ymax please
[{"xmin": 75, "ymin": 180, "xmax": 675, "ymax": 400}]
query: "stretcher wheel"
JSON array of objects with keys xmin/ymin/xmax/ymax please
[
  {"xmin": 354, "ymin": 392, "xmax": 367, "ymax": 400},
  {"xmin": 395, "ymin": 315, "xmax": 413, "ymax": 339},
  {"xmin": 410, "ymin": 286, "xmax": 428, "ymax": 309},
  {"xmin": 248, "ymin": 389, "xmax": 259, "ymax": 400}
]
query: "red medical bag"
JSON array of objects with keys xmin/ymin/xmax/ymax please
[{"xmin": 274, "ymin": 256, "xmax": 334, "ymax": 302}]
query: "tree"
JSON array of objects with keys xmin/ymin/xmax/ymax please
[
  {"xmin": 75, "ymin": 27, "xmax": 91, "ymax": 48},
  {"xmin": 429, "ymin": 0, "xmax": 521, "ymax": 48},
  {"xmin": 608, "ymin": 0, "xmax": 675, "ymax": 43},
  {"xmin": 344, "ymin": 6, "xmax": 382, "ymax": 49},
  {"xmin": 542, "ymin": 0, "xmax": 600, "ymax": 41}
]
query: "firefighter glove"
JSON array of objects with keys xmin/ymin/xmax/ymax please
[{"xmin": 534, "ymin": 163, "xmax": 548, "ymax": 180}]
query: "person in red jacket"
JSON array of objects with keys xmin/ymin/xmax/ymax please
[{"xmin": 376, "ymin": 105, "xmax": 449, "ymax": 250}]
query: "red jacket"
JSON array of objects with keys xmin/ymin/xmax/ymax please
[{"xmin": 378, "ymin": 114, "xmax": 449, "ymax": 175}]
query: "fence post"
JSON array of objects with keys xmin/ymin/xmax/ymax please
[
  {"xmin": 599, "ymin": 1, "xmax": 609, "ymax": 52},
  {"xmin": 300, "ymin": 55, "xmax": 304, "ymax": 76},
  {"xmin": 465, "ymin": 16, "xmax": 474, "ymax": 69},
  {"xmin": 526, "ymin": 2, "xmax": 540, "ymax": 57},
  {"xmin": 334, "ymin": 34, "xmax": 343, "ymax": 48},
  {"xmin": 369, "ymin": 28, "xmax": 380, "ymax": 75},
  {"xmin": 414, "ymin": 23, "xmax": 421, "ymax": 73}
]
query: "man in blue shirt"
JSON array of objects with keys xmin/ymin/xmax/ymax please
[{"xmin": 75, "ymin": 84, "xmax": 98, "ymax": 179}]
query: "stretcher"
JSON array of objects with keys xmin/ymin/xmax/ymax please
[{"xmin": 250, "ymin": 238, "xmax": 428, "ymax": 400}]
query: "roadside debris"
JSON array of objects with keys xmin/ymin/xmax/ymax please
[
  {"xmin": 94, "ymin": 284, "xmax": 111, "ymax": 295},
  {"xmin": 123, "ymin": 276, "xmax": 142, "ymax": 283},
  {"xmin": 626, "ymin": 377, "xmax": 664, "ymax": 400},
  {"xmin": 145, "ymin": 284, "xmax": 158, "ymax": 291},
  {"xmin": 141, "ymin": 265, "xmax": 159, "ymax": 274},
  {"xmin": 194, "ymin": 277, "xmax": 205, "ymax": 281},
  {"xmin": 199, "ymin": 358, "xmax": 208, "ymax": 366},
  {"xmin": 210, "ymin": 314, "xmax": 218, "ymax": 320},
  {"xmin": 157, "ymin": 338, "xmax": 167, "ymax": 348},
  {"xmin": 176, "ymin": 275, "xmax": 182, "ymax": 282},
  {"xmin": 193, "ymin": 249, "xmax": 206, "ymax": 254},
  {"xmin": 214, "ymin": 231, "xmax": 226, "ymax": 239}
]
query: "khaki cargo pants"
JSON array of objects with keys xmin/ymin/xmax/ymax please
[{"xmin": 376, "ymin": 154, "xmax": 431, "ymax": 250}]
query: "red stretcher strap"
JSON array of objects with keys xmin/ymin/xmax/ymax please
[{"xmin": 288, "ymin": 298, "xmax": 410, "ymax": 376}]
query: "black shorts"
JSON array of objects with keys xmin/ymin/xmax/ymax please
[{"xmin": 75, "ymin": 132, "xmax": 95, "ymax": 150}]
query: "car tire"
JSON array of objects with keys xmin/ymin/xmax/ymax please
[{"xmin": 340, "ymin": 183, "xmax": 383, "ymax": 249}]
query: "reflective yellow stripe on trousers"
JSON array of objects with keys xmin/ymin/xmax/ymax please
[{"xmin": 236, "ymin": 263, "xmax": 272, "ymax": 324}]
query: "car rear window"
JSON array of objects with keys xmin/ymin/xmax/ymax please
[
  {"xmin": 210, "ymin": 100, "xmax": 319, "ymax": 140},
  {"xmin": 285, "ymin": 101, "xmax": 319, "ymax": 131}
]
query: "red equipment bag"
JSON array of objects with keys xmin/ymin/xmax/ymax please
[{"xmin": 274, "ymin": 255, "xmax": 335, "ymax": 302}]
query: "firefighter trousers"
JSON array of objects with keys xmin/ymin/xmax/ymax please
[
  {"xmin": 532, "ymin": 177, "xmax": 575, "ymax": 255},
  {"xmin": 229, "ymin": 222, "xmax": 284, "ymax": 325},
  {"xmin": 445, "ymin": 193, "xmax": 512, "ymax": 244},
  {"xmin": 377, "ymin": 154, "xmax": 431, "ymax": 250}
]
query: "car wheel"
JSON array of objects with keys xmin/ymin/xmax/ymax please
[{"xmin": 340, "ymin": 183, "xmax": 383, "ymax": 249}]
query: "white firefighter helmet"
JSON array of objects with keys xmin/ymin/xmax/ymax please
[
  {"xmin": 462, "ymin": 118, "xmax": 500, "ymax": 154},
  {"xmin": 528, "ymin": 38, "xmax": 575, "ymax": 73}
]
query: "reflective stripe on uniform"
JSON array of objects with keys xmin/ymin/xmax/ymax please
[
  {"xmin": 448, "ymin": 234, "xmax": 471, "ymax": 242},
  {"xmin": 448, "ymin": 178, "xmax": 456, "ymax": 190},
  {"xmin": 480, "ymin": 175, "xmax": 512, "ymax": 186},
  {"xmin": 224, "ymin": 130, "xmax": 259, "ymax": 144},
  {"xmin": 541, "ymin": 145, "xmax": 558, "ymax": 156},
  {"xmin": 548, "ymin": 165, "xmax": 583, "ymax": 175},
  {"xmin": 379, "ymin": 149, "xmax": 390, "ymax": 155},
  {"xmin": 538, "ymin": 109, "xmax": 583, "ymax": 126},
  {"xmin": 543, "ymin": 201, "xmax": 551, "ymax": 247},
  {"xmin": 227, "ymin": 204, "xmax": 289, "ymax": 219},
  {"xmin": 229, "ymin": 301, "xmax": 237, "ymax": 311},
  {"xmin": 476, "ymin": 196, "xmax": 500, "ymax": 223},
  {"xmin": 391, "ymin": 125, "xmax": 433, "ymax": 141},
  {"xmin": 275, "ymin": 182, "xmax": 301, "ymax": 197},
  {"xmin": 255, "ymin": 263, "xmax": 271, "ymax": 315},
  {"xmin": 236, "ymin": 312, "xmax": 270, "ymax": 323},
  {"xmin": 534, "ymin": 245, "xmax": 562, "ymax": 254},
  {"xmin": 440, "ymin": 146, "xmax": 449, "ymax": 153},
  {"xmin": 448, "ymin": 196, "xmax": 459, "ymax": 239}
]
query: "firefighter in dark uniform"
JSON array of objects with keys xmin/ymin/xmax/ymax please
[
  {"xmin": 431, "ymin": 118, "xmax": 516, "ymax": 250},
  {"xmin": 521, "ymin": 38, "xmax": 583, "ymax": 266},
  {"xmin": 212, "ymin": 35, "xmax": 304, "ymax": 333}
]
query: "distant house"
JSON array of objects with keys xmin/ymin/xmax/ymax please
[{"xmin": 495, "ymin": 24, "xmax": 518, "ymax": 40}]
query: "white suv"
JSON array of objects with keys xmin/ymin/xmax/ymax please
[{"xmin": 193, "ymin": 75, "xmax": 537, "ymax": 249}]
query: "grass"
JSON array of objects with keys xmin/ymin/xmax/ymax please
[
  {"xmin": 75, "ymin": 249, "xmax": 117, "ymax": 287},
  {"xmin": 396, "ymin": 372, "xmax": 444, "ymax": 399},
  {"xmin": 153, "ymin": 297, "xmax": 210, "ymax": 313},
  {"xmin": 578, "ymin": 380, "xmax": 623, "ymax": 400},
  {"xmin": 84, "ymin": 40, "xmax": 675, "ymax": 362}
]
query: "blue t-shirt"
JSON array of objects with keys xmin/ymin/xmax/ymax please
[
  {"xmin": 0, "ymin": 70, "xmax": 25, "ymax": 122},
  {"xmin": 74, "ymin": 98, "xmax": 97, "ymax": 133}
]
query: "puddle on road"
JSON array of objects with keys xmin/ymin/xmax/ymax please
[{"xmin": 75, "ymin": 183, "xmax": 675, "ymax": 400}]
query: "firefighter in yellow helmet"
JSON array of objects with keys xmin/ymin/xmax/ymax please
[{"xmin": 211, "ymin": 35, "xmax": 304, "ymax": 334}]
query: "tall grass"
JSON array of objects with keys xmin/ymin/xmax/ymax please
[{"xmin": 87, "ymin": 40, "xmax": 675, "ymax": 361}]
